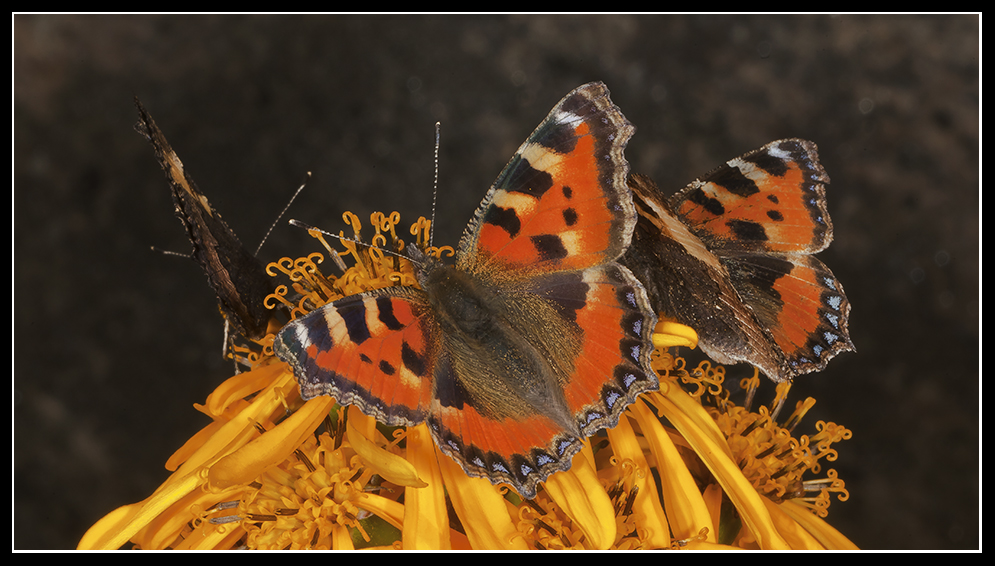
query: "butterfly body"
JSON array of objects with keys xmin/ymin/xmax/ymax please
[
  {"xmin": 274, "ymin": 83, "xmax": 658, "ymax": 499},
  {"xmin": 415, "ymin": 249, "xmax": 584, "ymax": 435}
]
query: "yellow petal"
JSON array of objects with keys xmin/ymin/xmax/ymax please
[
  {"xmin": 345, "ymin": 413, "xmax": 427, "ymax": 488},
  {"xmin": 651, "ymin": 387, "xmax": 790, "ymax": 550},
  {"xmin": 354, "ymin": 491, "xmax": 405, "ymax": 532},
  {"xmin": 631, "ymin": 399, "xmax": 716, "ymax": 543},
  {"xmin": 543, "ymin": 441, "xmax": 617, "ymax": 550},
  {"xmin": 176, "ymin": 368, "xmax": 300, "ymax": 480},
  {"xmin": 647, "ymin": 388, "xmax": 734, "ymax": 461},
  {"xmin": 331, "ymin": 525, "xmax": 355, "ymax": 550},
  {"xmin": 77, "ymin": 471, "xmax": 203, "ymax": 550},
  {"xmin": 701, "ymin": 483, "xmax": 724, "ymax": 535},
  {"xmin": 164, "ymin": 419, "xmax": 225, "ymax": 472},
  {"xmin": 209, "ymin": 395, "xmax": 335, "ymax": 490},
  {"xmin": 653, "ymin": 320, "xmax": 699, "ymax": 349},
  {"xmin": 605, "ymin": 411, "xmax": 671, "ymax": 548},
  {"xmin": 202, "ymin": 363, "xmax": 286, "ymax": 417},
  {"xmin": 778, "ymin": 499, "xmax": 859, "ymax": 550},
  {"xmin": 436, "ymin": 446, "xmax": 529, "ymax": 550},
  {"xmin": 401, "ymin": 423, "xmax": 450, "ymax": 549},
  {"xmin": 136, "ymin": 480, "xmax": 243, "ymax": 550},
  {"xmin": 761, "ymin": 497, "xmax": 825, "ymax": 550}
]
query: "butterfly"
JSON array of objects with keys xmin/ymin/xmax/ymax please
[
  {"xmin": 621, "ymin": 139, "xmax": 854, "ymax": 383},
  {"xmin": 273, "ymin": 82, "xmax": 658, "ymax": 499},
  {"xmin": 134, "ymin": 97, "xmax": 280, "ymax": 341}
]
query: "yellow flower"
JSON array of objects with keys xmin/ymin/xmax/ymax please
[{"xmin": 79, "ymin": 211, "xmax": 857, "ymax": 550}]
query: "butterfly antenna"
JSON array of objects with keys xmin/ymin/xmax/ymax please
[
  {"xmin": 151, "ymin": 168, "xmax": 307, "ymax": 260},
  {"xmin": 429, "ymin": 121, "xmax": 441, "ymax": 248},
  {"xmin": 150, "ymin": 246, "xmax": 192, "ymax": 258},
  {"xmin": 288, "ymin": 219, "xmax": 424, "ymax": 267},
  {"xmin": 255, "ymin": 172, "xmax": 310, "ymax": 256}
]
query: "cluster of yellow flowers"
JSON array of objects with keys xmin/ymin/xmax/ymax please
[{"xmin": 78, "ymin": 212, "xmax": 855, "ymax": 550}]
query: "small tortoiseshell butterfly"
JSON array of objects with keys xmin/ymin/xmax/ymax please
[
  {"xmin": 274, "ymin": 82, "xmax": 658, "ymax": 499},
  {"xmin": 622, "ymin": 139, "xmax": 854, "ymax": 382},
  {"xmin": 134, "ymin": 98, "xmax": 280, "ymax": 341}
]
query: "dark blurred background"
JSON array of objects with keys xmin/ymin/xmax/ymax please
[{"xmin": 14, "ymin": 15, "xmax": 978, "ymax": 550}]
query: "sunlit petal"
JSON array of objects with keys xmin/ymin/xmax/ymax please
[
  {"xmin": 401, "ymin": 422, "xmax": 449, "ymax": 549},
  {"xmin": 543, "ymin": 441, "xmax": 616, "ymax": 550}
]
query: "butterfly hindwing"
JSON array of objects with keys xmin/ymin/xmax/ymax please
[
  {"xmin": 424, "ymin": 263, "xmax": 657, "ymax": 499},
  {"xmin": 532, "ymin": 264, "xmax": 658, "ymax": 434},
  {"xmin": 721, "ymin": 251, "xmax": 852, "ymax": 376}
]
